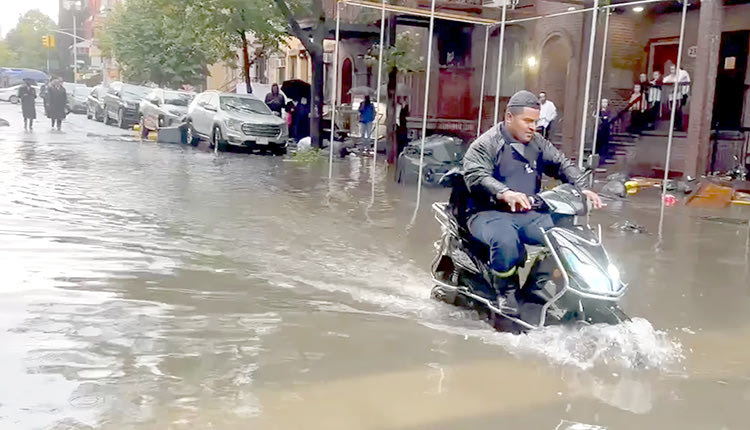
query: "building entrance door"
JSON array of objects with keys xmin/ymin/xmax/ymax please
[{"xmin": 713, "ymin": 31, "xmax": 749, "ymax": 130}]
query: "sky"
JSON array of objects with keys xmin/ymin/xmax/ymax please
[{"xmin": 1, "ymin": 0, "xmax": 60, "ymax": 37}]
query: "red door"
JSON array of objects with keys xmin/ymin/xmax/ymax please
[{"xmin": 341, "ymin": 58, "xmax": 352, "ymax": 105}]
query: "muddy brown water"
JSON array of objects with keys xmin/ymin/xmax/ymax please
[{"xmin": 1, "ymin": 106, "xmax": 749, "ymax": 429}]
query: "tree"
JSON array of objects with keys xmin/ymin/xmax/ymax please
[
  {"xmin": 182, "ymin": 0, "xmax": 285, "ymax": 93},
  {"xmin": 272, "ymin": 0, "xmax": 328, "ymax": 148},
  {"xmin": 4, "ymin": 10, "xmax": 57, "ymax": 70},
  {"xmin": 0, "ymin": 40, "xmax": 18, "ymax": 66},
  {"xmin": 100, "ymin": 0, "xmax": 213, "ymax": 86}
]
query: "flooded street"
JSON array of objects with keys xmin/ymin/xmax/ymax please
[{"xmin": 1, "ymin": 103, "xmax": 749, "ymax": 429}]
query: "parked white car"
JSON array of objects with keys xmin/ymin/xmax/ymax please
[
  {"xmin": 139, "ymin": 88, "xmax": 194, "ymax": 134},
  {"xmin": 186, "ymin": 91, "xmax": 288, "ymax": 154}
]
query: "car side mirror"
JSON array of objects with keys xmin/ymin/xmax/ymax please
[{"xmin": 152, "ymin": 99, "xmax": 160, "ymax": 106}]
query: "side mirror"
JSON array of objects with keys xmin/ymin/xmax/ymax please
[{"xmin": 152, "ymin": 98, "xmax": 160, "ymax": 106}]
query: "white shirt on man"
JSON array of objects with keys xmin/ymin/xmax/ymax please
[{"xmin": 538, "ymin": 100, "xmax": 557, "ymax": 128}]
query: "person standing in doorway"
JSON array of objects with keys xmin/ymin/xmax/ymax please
[
  {"xmin": 648, "ymin": 70, "xmax": 663, "ymax": 129},
  {"xmin": 596, "ymin": 98, "xmax": 612, "ymax": 162},
  {"xmin": 264, "ymin": 84, "xmax": 285, "ymax": 116},
  {"xmin": 663, "ymin": 65, "xmax": 690, "ymax": 131},
  {"xmin": 628, "ymin": 84, "xmax": 647, "ymax": 134},
  {"xmin": 47, "ymin": 78, "xmax": 67, "ymax": 131},
  {"xmin": 358, "ymin": 95, "xmax": 375, "ymax": 145},
  {"xmin": 537, "ymin": 91, "xmax": 557, "ymax": 139},
  {"xmin": 18, "ymin": 79, "xmax": 37, "ymax": 131}
]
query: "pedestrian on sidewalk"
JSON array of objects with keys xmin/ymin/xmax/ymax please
[
  {"xmin": 537, "ymin": 91, "xmax": 557, "ymax": 139},
  {"xmin": 265, "ymin": 84, "xmax": 285, "ymax": 117},
  {"xmin": 358, "ymin": 95, "xmax": 375, "ymax": 145},
  {"xmin": 293, "ymin": 97, "xmax": 310, "ymax": 141},
  {"xmin": 47, "ymin": 78, "xmax": 67, "ymax": 131},
  {"xmin": 396, "ymin": 98, "xmax": 410, "ymax": 156},
  {"xmin": 18, "ymin": 79, "xmax": 37, "ymax": 131}
]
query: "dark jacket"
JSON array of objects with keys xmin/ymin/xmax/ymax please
[
  {"xmin": 18, "ymin": 85, "xmax": 37, "ymax": 119},
  {"xmin": 463, "ymin": 124, "xmax": 582, "ymax": 212},
  {"xmin": 265, "ymin": 92, "xmax": 284, "ymax": 115},
  {"xmin": 47, "ymin": 85, "xmax": 67, "ymax": 120}
]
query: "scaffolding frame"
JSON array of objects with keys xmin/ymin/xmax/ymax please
[{"xmin": 329, "ymin": 0, "xmax": 689, "ymax": 223}]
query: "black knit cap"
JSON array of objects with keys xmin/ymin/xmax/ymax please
[{"xmin": 507, "ymin": 90, "xmax": 540, "ymax": 110}]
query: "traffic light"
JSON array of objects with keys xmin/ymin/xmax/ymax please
[{"xmin": 41, "ymin": 35, "xmax": 56, "ymax": 48}]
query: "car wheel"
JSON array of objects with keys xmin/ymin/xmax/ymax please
[
  {"xmin": 9, "ymin": 95, "xmax": 19, "ymax": 104},
  {"xmin": 272, "ymin": 146, "xmax": 287, "ymax": 156},
  {"xmin": 185, "ymin": 121, "xmax": 200, "ymax": 146},
  {"xmin": 117, "ymin": 109, "xmax": 126, "ymax": 129},
  {"xmin": 212, "ymin": 126, "xmax": 226, "ymax": 152}
]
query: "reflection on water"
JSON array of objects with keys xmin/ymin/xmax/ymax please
[{"xmin": 0, "ymin": 120, "xmax": 749, "ymax": 429}]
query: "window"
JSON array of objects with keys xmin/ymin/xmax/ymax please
[{"xmin": 290, "ymin": 56, "xmax": 297, "ymax": 78}]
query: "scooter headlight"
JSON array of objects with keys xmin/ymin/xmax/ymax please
[{"xmin": 559, "ymin": 247, "xmax": 619, "ymax": 294}]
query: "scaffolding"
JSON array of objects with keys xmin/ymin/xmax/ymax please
[{"xmin": 329, "ymin": 0, "xmax": 690, "ymax": 233}]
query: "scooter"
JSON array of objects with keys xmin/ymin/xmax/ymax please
[{"xmin": 431, "ymin": 169, "xmax": 629, "ymax": 332}]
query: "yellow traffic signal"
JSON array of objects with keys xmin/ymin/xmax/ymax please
[
  {"xmin": 49, "ymin": 35, "xmax": 56, "ymax": 48},
  {"xmin": 42, "ymin": 35, "xmax": 49, "ymax": 47}
]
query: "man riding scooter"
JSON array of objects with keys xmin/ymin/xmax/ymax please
[{"xmin": 463, "ymin": 90, "xmax": 603, "ymax": 312}]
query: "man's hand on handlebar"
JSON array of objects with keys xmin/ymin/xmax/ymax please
[
  {"xmin": 583, "ymin": 189, "xmax": 604, "ymax": 209},
  {"xmin": 498, "ymin": 190, "xmax": 532, "ymax": 212}
]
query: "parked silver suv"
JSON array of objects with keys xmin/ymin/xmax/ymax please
[{"xmin": 186, "ymin": 91, "xmax": 287, "ymax": 154}]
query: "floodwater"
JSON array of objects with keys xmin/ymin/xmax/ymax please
[{"xmin": 1, "ymin": 105, "xmax": 749, "ymax": 429}]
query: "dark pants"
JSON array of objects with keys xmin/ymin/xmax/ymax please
[
  {"xmin": 468, "ymin": 210, "xmax": 554, "ymax": 272},
  {"xmin": 538, "ymin": 125, "xmax": 550, "ymax": 139},
  {"xmin": 51, "ymin": 118, "xmax": 62, "ymax": 129}
]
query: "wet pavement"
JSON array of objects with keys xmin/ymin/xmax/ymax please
[{"xmin": 1, "ymin": 102, "xmax": 749, "ymax": 429}]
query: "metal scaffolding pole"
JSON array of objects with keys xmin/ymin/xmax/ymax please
[
  {"xmin": 492, "ymin": 3, "xmax": 508, "ymax": 126},
  {"xmin": 372, "ymin": 0, "xmax": 387, "ymax": 186},
  {"xmin": 328, "ymin": 1, "xmax": 342, "ymax": 179},
  {"xmin": 658, "ymin": 0, "xmax": 689, "ymax": 238},
  {"xmin": 576, "ymin": 0, "xmax": 600, "ymax": 169},
  {"xmin": 411, "ymin": 0, "xmax": 437, "ymax": 223},
  {"xmin": 477, "ymin": 25, "xmax": 490, "ymax": 137},
  {"xmin": 591, "ymin": 8, "xmax": 611, "ymax": 159}
]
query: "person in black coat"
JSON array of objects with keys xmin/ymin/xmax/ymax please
[
  {"xmin": 18, "ymin": 79, "xmax": 37, "ymax": 131},
  {"xmin": 47, "ymin": 79, "xmax": 67, "ymax": 130},
  {"xmin": 293, "ymin": 97, "xmax": 310, "ymax": 140}
]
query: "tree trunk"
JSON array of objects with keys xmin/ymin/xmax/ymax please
[
  {"xmin": 240, "ymin": 31, "xmax": 253, "ymax": 94},
  {"xmin": 385, "ymin": 15, "xmax": 399, "ymax": 168},
  {"xmin": 308, "ymin": 20, "xmax": 326, "ymax": 149}
]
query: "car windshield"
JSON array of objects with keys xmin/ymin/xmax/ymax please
[
  {"xmin": 164, "ymin": 91, "xmax": 192, "ymax": 106},
  {"xmin": 122, "ymin": 85, "xmax": 149, "ymax": 99},
  {"xmin": 220, "ymin": 96, "xmax": 271, "ymax": 115}
]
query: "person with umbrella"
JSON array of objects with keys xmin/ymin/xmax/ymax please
[
  {"xmin": 293, "ymin": 97, "xmax": 310, "ymax": 141},
  {"xmin": 47, "ymin": 78, "xmax": 67, "ymax": 131},
  {"xmin": 18, "ymin": 78, "xmax": 37, "ymax": 131}
]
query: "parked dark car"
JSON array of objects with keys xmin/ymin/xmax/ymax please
[
  {"xmin": 86, "ymin": 85, "xmax": 107, "ymax": 121},
  {"xmin": 396, "ymin": 134, "xmax": 466, "ymax": 185},
  {"xmin": 139, "ymin": 88, "xmax": 194, "ymax": 134},
  {"xmin": 66, "ymin": 85, "xmax": 90, "ymax": 114},
  {"xmin": 103, "ymin": 82, "xmax": 150, "ymax": 128}
]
